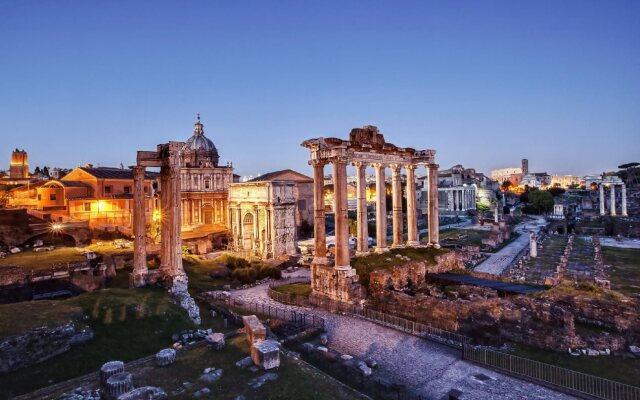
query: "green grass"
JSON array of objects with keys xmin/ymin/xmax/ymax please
[
  {"xmin": 0, "ymin": 287, "xmax": 197, "ymax": 399},
  {"xmin": 603, "ymin": 246, "xmax": 640, "ymax": 296},
  {"xmin": 0, "ymin": 247, "xmax": 86, "ymax": 271},
  {"xmin": 86, "ymin": 242, "xmax": 134, "ymax": 256},
  {"xmin": 273, "ymin": 283, "xmax": 312, "ymax": 297},
  {"xmin": 352, "ymin": 247, "xmax": 445, "ymax": 288},
  {"xmin": 439, "ymin": 228, "xmax": 490, "ymax": 247},
  {"xmin": 0, "ymin": 300, "xmax": 84, "ymax": 340},
  {"xmin": 510, "ymin": 342, "xmax": 640, "ymax": 387},
  {"xmin": 182, "ymin": 255, "xmax": 232, "ymax": 295}
]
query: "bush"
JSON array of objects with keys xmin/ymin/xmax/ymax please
[
  {"xmin": 209, "ymin": 266, "xmax": 230, "ymax": 279},
  {"xmin": 218, "ymin": 254, "xmax": 250, "ymax": 270},
  {"xmin": 257, "ymin": 265, "xmax": 282, "ymax": 280},
  {"xmin": 232, "ymin": 267, "xmax": 258, "ymax": 284}
]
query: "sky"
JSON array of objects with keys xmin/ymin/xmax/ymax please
[{"xmin": 1, "ymin": 1, "xmax": 639, "ymax": 178}]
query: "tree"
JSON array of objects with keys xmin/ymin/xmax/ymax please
[
  {"xmin": 528, "ymin": 190, "xmax": 554, "ymax": 214},
  {"xmin": 547, "ymin": 187, "xmax": 565, "ymax": 197},
  {"xmin": 42, "ymin": 166, "xmax": 50, "ymax": 176},
  {"xmin": 34, "ymin": 166, "xmax": 41, "ymax": 175},
  {"xmin": 476, "ymin": 203, "xmax": 490, "ymax": 225}
]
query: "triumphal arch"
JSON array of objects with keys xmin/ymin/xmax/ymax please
[{"xmin": 302, "ymin": 125, "xmax": 439, "ymax": 303}]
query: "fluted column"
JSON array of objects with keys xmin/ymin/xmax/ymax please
[
  {"xmin": 406, "ymin": 165, "xmax": 418, "ymax": 246},
  {"xmin": 253, "ymin": 205, "xmax": 260, "ymax": 253},
  {"xmin": 610, "ymin": 185, "xmax": 616, "ymax": 216},
  {"xmin": 159, "ymin": 170, "xmax": 171, "ymax": 274},
  {"xmin": 427, "ymin": 163, "xmax": 440, "ymax": 248},
  {"xmin": 354, "ymin": 162, "xmax": 369, "ymax": 254},
  {"xmin": 391, "ymin": 164, "xmax": 404, "ymax": 248},
  {"xmin": 311, "ymin": 160, "xmax": 328, "ymax": 263},
  {"xmin": 333, "ymin": 158, "xmax": 350, "ymax": 269},
  {"xmin": 621, "ymin": 184, "xmax": 628, "ymax": 217},
  {"xmin": 167, "ymin": 152, "xmax": 183, "ymax": 278},
  {"xmin": 132, "ymin": 166, "xmax": 147, "ymax": 287},
  {"xmin": 374, "ymin": 163, "xmax": 388, "ymax": 253},
  {"xmin": 237, "ymin": 207, "xmax": 243, "ymax": 249},
  {"xmin": 599, "ymin": 184, "xmax": 605, "ymax": 216}
]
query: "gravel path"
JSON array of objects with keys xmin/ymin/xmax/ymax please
[
  {"xmin": 474, "ymin": 216, "xmax": 548, "ymax": 275},
  {"xmin": 231, "ymin": 273, "xmax": 574, "ymax": 400}
]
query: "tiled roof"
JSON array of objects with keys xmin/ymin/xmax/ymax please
[
  {"xmin": 79, "ymin": 167, "xmax": 158, "ymax": 180},
  {"xmin": 58, "ymin": 180, "xmax": 91, "ymax": 188}
]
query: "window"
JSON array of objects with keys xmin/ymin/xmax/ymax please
[
  {"xmin": 50, "ymin": 194, "xmax": 57, "ymax": 201},
  {"xmin": 37, "ymin": 194, "xmax": 41, "ymax": 201},
  {"xmin": 204, "ymin": 179, "xmax": 211, "ymax": 189},
  {"xmin": 298, "ymin": 199, "xmax": 306, "ymax": 210},
  {"xmin": 105, "ymin": 185, "xmax": 112, "ymax": 194},
  {"xmin": 124, "ymin": 186, "xmax": 131, "ymax": 194},
  {"xmin": 84, "ymin": 202, "xmax": 91, "ymax": 212}
]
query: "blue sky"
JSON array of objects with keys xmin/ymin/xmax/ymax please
[{"xmin": 1, "ymin": 1, "xmax": 638, "ymax": 177}]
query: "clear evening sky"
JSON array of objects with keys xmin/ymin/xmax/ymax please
[{"xmin": 1, "ymin": 1, "xmax": 639, "ymax": 178}]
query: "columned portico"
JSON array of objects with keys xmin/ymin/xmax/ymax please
[
  {"xmin": 599, "ymin": 184, "xmax": 605, "ymax": 216},
  {"xmin": 610, "ymin": 185, "xmax": 616, "ymax": 216},
  {"xmin": 302, "ymin": 125, "xmax": 437, "ymax": 303},
  {"xmin": 621, "ymin": 184, "xmax": 628, "ymax": 217},
  {"xmin": 374, "ymin": 163, "xmax": 388, "ymax": 253}
]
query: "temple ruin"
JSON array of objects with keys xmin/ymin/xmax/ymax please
[
  {"xmin": 301, "ymin": 125, "xmax": 439, "ymax": 303},
  {"xmin": 132, "ymin": 142, "xmax": 200, "ymax": 324}
]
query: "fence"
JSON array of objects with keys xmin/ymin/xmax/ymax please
[{"xmin": 463, "ymin": 345, "xmax": 640, "ymax": 400}]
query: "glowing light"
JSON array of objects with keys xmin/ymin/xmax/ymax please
[
  {"xmin": 97, "ymin": 200, "xmax": 105, "ymax": 211},
  {"xmin": 153, "ymin": 210, "xmax": 161, "ymax": 222},
  {"xmin": 50, "ymin": 223, "xmax": 63, "ymax": 232}
]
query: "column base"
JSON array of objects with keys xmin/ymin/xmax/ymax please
[
  {"xmin": 312, "ymin": 256, "xmax": 331, "ymax": 265},
  {"xmin": 310, "ymin": 263, "xmax": 366, "ymax": 303},
  {"xmin": 391, "ymin": 243, "xmax": 405, "ymax": 249},
  {"xmin": 374, "ymin": 247, "xmax": 390, "ymax": 254},
  {"xmin": 405, "ymin": 240, "xmax": 420, "ymax": 247},
  {"xmin": 431, "ymin": 243, "xmax": 441, "ymax": 249},
  {"xmin": 131, "ymin": 271, "xmax": 148, "ymax": 288},
  {"xmin": 355, "ymin": 250, "xmax": 371, "ymax": 257}
]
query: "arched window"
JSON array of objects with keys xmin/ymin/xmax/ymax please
[{"xmin": 243, "ymin": 213, "xmax": 254, "ymax": 224}]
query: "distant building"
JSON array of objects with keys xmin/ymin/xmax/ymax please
[
  {"xmin": 550, "ymin": 175, "xmax": 581, "ymax": 188},
  {"xmin": 0, "ymin": 149, "xmax": 34, "ymax": 186},
  {"xmin": 490, "ymin": 166, "xmax": 523, "ymax": 185}
]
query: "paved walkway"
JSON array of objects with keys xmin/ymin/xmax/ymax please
[
  {"xmin": 474, "ymin": 216, "xmax": 548, "ymax": 275},
  {"xmin": 231, "ymin": 273, "xmax": 574, "ymax": 400}
]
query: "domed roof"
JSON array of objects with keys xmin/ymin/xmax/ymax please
[{"xmin": 183, "ymin": 116, "xmax": 218, "ymax": 153}]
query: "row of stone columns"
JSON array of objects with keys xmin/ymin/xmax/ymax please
[
  {"xmin": 442, "ymin": 187, "xmax": 476, "ymax": 211},
  {"xmin": 599, "ymin": 184, "xmax": 628, "ymax": 217},
  {"xmin": 312, "ymin": 160, "xmax": 439, "ymax": 268}
]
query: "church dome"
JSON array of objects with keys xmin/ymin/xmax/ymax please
[{"xmin": 182, "ymin": 115, "xmax": 220, "ymax": 167}]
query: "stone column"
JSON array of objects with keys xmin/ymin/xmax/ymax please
[
  {"xmin": 311, "ymin": 160, "xmax": 327, "ymax": 263},
  {"xmin": 167, "ymin": 153, "xmax": 183, "ymax": 278},
  {"xmin": 447, "ymin": 190, "xmax": 454, "ymax": 211},
  {"xmin": 354, "ymin": 162, "xmax": 369, "ymax": 254},
  {"xmin": 391, "ymin": 164, "xmax": 404, "ymax": 248},
  {"xmin": 237, "ymin": 207, "xmax": 243, "ymax": 249},
  {"xmin": 621, "ymin": 184, "xmax": 628, "ymax": 217},
  {"xmin": 253, "ymin": 206, "xmax": 260, "ymax": 254},
  {"xmin": 406, "ymin": 165, "xmax": 419, "ymax": 247},
  {"xmin": 427, "ymin": 163, "xmax": 440, "ymax": 247},
  {"xmin": 333, "ymin": 158, "xmax": 350, "ymax": 269},
  {"xmin": 610, "ymin": 185, "xmax": 616, "ymax": 216},
  {"xmin": 159, "ymin": 170, "xmax": 171, "ymax": 274},
  {"xmin": 530, "ymin": 231, "xmax": 537, "ymax": 258},
  {"xmin": 374, "ymin": 163, "xmax": 388, "ymax": 252},
  {"xmin": 132, "ymin": 166, "xmax": 147, "ymax": 287},
  {"xmin": 599, "ymin": 184, "xmax": 605, "ymax": 216}
]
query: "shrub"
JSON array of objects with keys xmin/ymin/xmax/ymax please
[
  {"xmin": 232, "ymin": 267, "xmax": 258, "ymax": 284},
  {"xmin": 218, "ymin": 254, "xmax": 250, "ymax": 270},
  {"xmin": 209, "ymin": 266, "xmax": 230, "ymax": 279},
  {"xmin": 257, "ymin": 265, "xmax": 282, "ymax": 280}
]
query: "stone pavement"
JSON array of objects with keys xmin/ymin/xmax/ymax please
[
  {"xmin": 474, "ymin": 216, "xmax": 548, "ymax": 275},
  {"xmin": 231, "ymin": 275, "xmax": 574, "ymax": 400}
]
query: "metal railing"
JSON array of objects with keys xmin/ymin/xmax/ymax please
[{"xmin": 463, "ymin": 345, "xmax": 640, "ymax": 400}]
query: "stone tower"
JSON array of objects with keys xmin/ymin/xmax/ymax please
[
  {"xmin": 521, "ymin": 158, "xmax": 529, "ymax": 176},
  {"xmin": 10, "ymin": 149, "xmax": 29, "ymax": 179}
]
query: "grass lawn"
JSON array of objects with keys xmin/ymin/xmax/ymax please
[
  {"xmin": 439, "ymin": 228, "xmax": 490, "ymax": 247},
  {"xmin": 273, "ymin": 282, "xmax": 312, "ymax": 297},
  {"xmin": 0, "ymin": 247, "xmax": 86, "ymax": 271},
  {"xmin": 603, "ymin": 246, "xmax": 640, "ymax": 297},
  {"xmin": 85, "ymin": 242, "xmax": 134, "ymax": 256},
  {"xmin": 510, "ymin": 342, "xmax": 640, "ymax": 387},
  {"xmin": 352, "ymin": 247, "xmax": 445, "ymax": 288},
  {"xmin": 0, "ymin": 300, "xmax": 84, "ymax": 340},
  {"xmin": 0, "ymin": 287, "xmax": 198, "ymax": 399},
  {"xmin": 183, "ymin": 255, "xmax": 231, "ymax": 295}
]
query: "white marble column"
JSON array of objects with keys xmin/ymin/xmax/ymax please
[
  {"xmin": 622, "ymin": 184, "xmax": 628, "ymax": 217},
  {"xmin": 333, "ymin": 158, "xmax": 350, "ymax": 269},
  {"xmin": 354, "ymin": 162, "xmax": 369, "ymax": 254},
  {"xmin": 610, "ymin": 185, "xmax": 616, "ymax": 216},
  {"xmin": 427, "ymin": 163, "xmax": 439, "ymax": 247},
  {"xmin": 311, "ymin": 160, "xmax": 327, "ymax": 263},
  {"xmin": 253, "ymin": 205, "xmax": 260, "ymax": 252},
  {"xmin": 391, "ymin": 164, "xmax": 404, "ymax": 248},
  {"xmin": 599, "ymin": 184, "xmax": 605, "ymax": 216},
  {"xmin": 132, "ymin": 166, "xmax": 147, "ymax": 287},
  {"xmin": 406, "ymin": 165, "xmax": 419, "ymax": 247},
  {"xmin": 374, "ymin": 163, "xmax": 388, "ymax": 252}
]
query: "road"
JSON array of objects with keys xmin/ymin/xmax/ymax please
[{"xmin": 474, "ymin": 216, "xmax": 547, "ymax": 275}]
